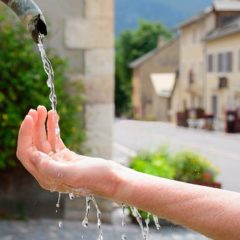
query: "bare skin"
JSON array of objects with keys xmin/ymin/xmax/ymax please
[{"xmin": 17, "ymin": 106, "xmax": 240, "ymax": 240}]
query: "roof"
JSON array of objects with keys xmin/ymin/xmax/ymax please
[
  {"xmin": 205, "ymin": 17, "xmax": 240, "ymax": 41},
  {"xmin": 129, "ymin": 37, "xmax": 179, "ymax": 69},
  {"xmin": 150, "ymin": 73, "xmax": 176, "ymax": 98},
  {"xmin": 178, "ymin": 6, "xmax": 212, "ymax": 28},
  {"xmin": 213, "ymin": 0, "xmax": 240, "ymax": 11},
  {"xmin": 129, "ymin": 48, "xmax": 158, "ymax": 69},
  {"xmin": 179, "ymin": 0, "xmax": 240, "ymax": 28}
]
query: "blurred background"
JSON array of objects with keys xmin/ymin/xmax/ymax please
[{"xmin": 1, "ymin": 0, "xmax": 240, "ymax": 239}]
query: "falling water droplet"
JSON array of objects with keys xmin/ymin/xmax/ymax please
[
  {"xmin": 121, "ymin": 204, "xmax": 127, "ymax": 227},
  {"xmin": 56, "ymin": 192, "xmax": 61, "ymax": 208},
  {"xmin": 69, "ymin": 193, "xmax": 75, "ymax": 200},
  {"xmin": 82, "ymin": 196, "xmax": 92, "ymax": 228},
  {"xmin": 121, "ymin": 204, "xmax": 127, "ymax": 239},
  {"xmin": 153, "ymin": 215, "xmax": 161, "ymax": 230},
  {"xmin": 58, "ymin": 221, "xmax": 62, "ymax": 228},
  {"xmin": 121, "ymin": 234, "xmax": 127, "ymax": 240},
  {"xmin": 91, "ymin": 196, "xmax": 103, "ymax": 240},
  {"xmin": 130, "ymin": 207, "xmax": 147, "ymax": 240},
  {"xmin": 144, "ymin": 213, "xmax": 151, "ymax": 240}
]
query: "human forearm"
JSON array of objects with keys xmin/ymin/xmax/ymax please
[
  {"xmin": 109, "ymin": 163, "xmax": 240, "ymax": 240},
  {"xmin": 17, "ymin": 107, "xmax": 240, "ymax": 240}
]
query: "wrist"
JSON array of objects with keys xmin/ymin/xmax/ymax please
[{"xmin": 108, "ymin": 162, "xmax": 139, "ymax": 203}]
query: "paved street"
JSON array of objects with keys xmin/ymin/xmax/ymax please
[
  {"xmin": 114, "ymin": 120, "xmax": 240, "ymax": 192},
  {"xmin": 0, "ymin": 220, "xmax": 207, "ymax": 240},
  {"xmin": 2, "ymin": 120, "xmax": 238, "ymax": 240}
]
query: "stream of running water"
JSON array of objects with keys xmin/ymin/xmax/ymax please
[{"xmin": 37, "ymin": 34, "xmax": 160, "ymax": 239}]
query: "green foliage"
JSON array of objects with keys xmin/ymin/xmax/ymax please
[
  {"xmin": 115, "ymin": 20, "xmax": 172, "ymax": 116},
  {"xmin": 130, "ymin": 147, "xmax": 219, "ymax": 183},
  {"xmin": 0, "ymin": 10, "xmax": 85, "ymax": 169},
  {"xmin": 172, "ymin": 151, "xmax": 219, "ymax": 183},
  {"xmin": 130, "ymin": 149, "xmax": 175, "ymax": 179}
]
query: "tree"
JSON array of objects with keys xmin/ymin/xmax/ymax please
[
  {"xmin": 115, "ymin": 20, "xmax": 173, "ymax": 116},
  {"xmin": 0, "ymin": 9, "xmax": 85, "ymax": 169}
]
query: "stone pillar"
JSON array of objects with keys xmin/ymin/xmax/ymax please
[
  {"xmin": 63, "ymin": 0, "xmax": 115, "ymax": 222},
  {"xmin": 35, "ymin": 0, "xmax": 115, "ymax": 222}
]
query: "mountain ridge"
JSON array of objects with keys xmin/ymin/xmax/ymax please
[{"xmin": 115, "ymin": 0, "xmax": 212, "ymax": 36}]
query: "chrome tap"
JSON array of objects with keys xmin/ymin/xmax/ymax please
[{"xmin": 0, "ymin": 0, "xmax": 47, "ymax": 43}]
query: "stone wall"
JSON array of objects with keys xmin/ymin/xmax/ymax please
[{"xmin": 34, "ymin": 0, "xmax": 115, "ymax": 221}]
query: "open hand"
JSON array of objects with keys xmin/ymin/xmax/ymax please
[{"xmin": 16, "ymin": 106, "xmax": 117, "ymax": 197}]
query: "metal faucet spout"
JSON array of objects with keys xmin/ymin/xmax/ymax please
[{"xmin": 0, "ymin": 0, "xmax": 47, "ymax": 43}]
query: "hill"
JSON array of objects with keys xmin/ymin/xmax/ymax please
[{"xmin": 115, "ymin": 0, "xmax": 212, "ymax": 36}]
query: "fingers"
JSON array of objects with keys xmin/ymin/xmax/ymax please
[
  {"xmin": 28, "ymin": 109, "xmax": 38, "ymax": 146},
  {"xmin": 36, "ymin": 106, "xmax": 52, "ymax": 153},
  {"xmin": 17, "ymin": 115, "xmax": 36, "ymax": 174},
  {"xmin": 17, "ymin": 115, "xmax": 34, "ymax": 159},
  {"xmin": 47, "ymin": 110, "xmax": 65, "ymax": 151},
  {"xmin": 28, "ymin": 109, "xmax": 38, "ymax": 123}
]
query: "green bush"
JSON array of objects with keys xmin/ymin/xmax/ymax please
[
  {"xmin": 130, "ymin": 149, "xmax": 175, "ymax": 179},
  {"xmin": 130, "ymin": 147, "xmax": 219, "ymax": 184},
  {"xmin": 0, "ymin": 9, "xmax": 85, "ymax": 169},
  {"xmin": 172, "ymin": 151, "xmax": 219, "ymax": 183}
]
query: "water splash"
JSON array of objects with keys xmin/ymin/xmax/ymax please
[
  {"xmin": 55, "ymin": 192, "xmax": 62, "ymax": 228},
  {"xmin": 121, "ymin": 204, "xmax": 127, "ymax": 240},
  {"xmin": 82, "ymin": 196, "xmax": 92, "ymax": 228},
  {"xmin": 91, "ymin": 196, "xmax": 103, "ymax": 240},
  {"xmin": 121, "ymin": 204, "xmax": 127, "ymax": 227},
  {"xmin": 121, "ymin": 234, "xmax": 127, "ymax": 240},
  {"xmin": 37, "ymin": 34, "xmax": 62, "ymax": 153},
  {"xmin": 144, "ymin": 213, "xmax": 151, "ymax": 239},
  {"xmin": 69, "ymin": 193, "xmax": 75, "ymax": 200},
  {"xmin": 130, "ymin": 206, "xmax": 148, "ymax": 240},
  {"xmin": 153, "ymin": 214, "xmax": 161, "ymax": 230},
  {"xmin": 58, "ymin": 221, "xmax": 62, "ymax": 228},
  {"xmin": 37, "ymin": 34, "xmax": 57, "ymax": 112},
  {"xmin": 56, "ymin": 192, "xmax": 61, "ymax": 208},
  {"xmin": 37, "ymin": 35, "xmax": 64, "ymax": 228}
]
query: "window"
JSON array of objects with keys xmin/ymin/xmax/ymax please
[
  {"xmin": 217, "ymin": 52, "xmax": 233, "ymax": 73},
  {"xmin": 218, "ymin": 16, "xmax": 238, "ymax": 27},
  {"xmin": 207, "ymin": 54, "xmax": 214, "ymax": 72},
  {"xmin": 226, "ymin": 52, "xmax": 233, "ymax": 73},
  {"xmin": 218, "ymin": 53, "xmax": 223, "ymax": 72},
  {"xmin": 219, "ymin": 77, "xmax": 228, "ymax": 89}
]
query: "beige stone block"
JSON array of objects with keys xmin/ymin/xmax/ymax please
[
  {"xmin": 84, "ymin": 75, "xmax": 114, "ymax": 104},
  {"xmin": 85, "ymin": 49, "xmax": 115, "ymax": 76},
  {"xmin": 85, "ymin": 0, "xmax": 114, "ymax": 19},
  {"xmin": 85, "ymin": 104, "xmax": 114, "ymax": 159},
  {"xmin": 65, "ymin": 18, "xmax": 114, "ymax": 49}
]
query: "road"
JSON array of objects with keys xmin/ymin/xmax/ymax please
[{"xmin": 114, "ymin": 120, "xmax": 240, "ymax": 192}]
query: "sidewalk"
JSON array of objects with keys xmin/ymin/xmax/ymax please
[{"xmin": 0, "ymin": 220, "xmax": 208, "ymax": 240}]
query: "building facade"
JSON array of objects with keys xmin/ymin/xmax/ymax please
[
  {"xmin": 172, "ymin": 0, "xmax": 240, "ymax": 128},
  {"xmin": 205, "ymin": 19, "xmax": 240, "ymax": 130},
  {"xmin": 130, "ymin": 38, "xmax": 179, "ymax": 121}
]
